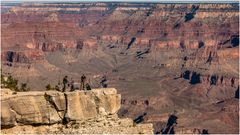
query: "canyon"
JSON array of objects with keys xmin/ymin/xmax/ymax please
[{"xmin": 1, "ymin": 2, "xmax": 239, "ymax": 134}]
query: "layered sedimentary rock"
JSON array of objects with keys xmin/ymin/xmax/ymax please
[
  {"xmin": 1, "ymin": 3, "xmax": 238, "ymax": 77},
  {"xmin": 1, "ymin": 2, "xmax": 239, "ymax": 134},
  {"xmin": 0, "ymin": 88, "xmax": 153, "ymax": 134},
  {"xmin": 1, "ymin": 88, "xmax": 120, "ymax": 127}
]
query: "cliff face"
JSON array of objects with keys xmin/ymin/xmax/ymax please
[
  {"xmin": 1, "ymin": 2, "xmax": 239, "ymax": 134},
  {"xmin": 1, "ymin": 3, "xmax": 238, "ymax": 82},
  {"xmin": 0, "ymin": 88, "xmax": 153, "ymax": 134}
]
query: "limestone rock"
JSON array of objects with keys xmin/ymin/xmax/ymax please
[
  {"xmin": 1, "ymin": 88, "xmax": 153, "ymax": 134},
  {"xmin": 65, "ymin": 91, "xmax": 98, "ymax": 120},
  {"xmin": 98, "ymin": 107, "xmax": 107, "ymax": 116},
  {"xmin": 1, "ymin": 91, "xmax": 62, "ymax": 125},
  {"xmin": 0, "ymin": 89, "xmax": 13, "ymax": 97},
  {"xmin": 1, "ymin": 88, "xmax": 121, "ymax": 127},
  {"xmin": 91, "ymin": 88, "xmax": 121, "ymax": 114},
  {"xmin": 44, "ymin": 91, "xmax": 66, "ymax": 111},
  {"xmin": 0, "ymin": 101, "xmax": 17, "ymax": 128},
  {"xmin": 65, "ymin": 88, "xmax": 121, "ymax": 120}
]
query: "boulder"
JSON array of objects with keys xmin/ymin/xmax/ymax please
[
  {"xmin": 45, "ymin": 91, "xmax": 66, "ymax": 111},
  {"xmin": 91, "ymin": 88, "xmax": 121, "ymax": 114},
  {"xmin": 65, "ymin": 88, "xmax": 121, "ymax": 120},
  {"xmin": 65, "ymin": 91, "xmax": 98, "ymax": 120}
]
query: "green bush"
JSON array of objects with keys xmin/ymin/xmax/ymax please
[
  {"xmin": 19, "ymin": 83, "xmax": 30, "ymax": 92},
  {"xmin": 1, "ymin": 74, "xmax": 5, "ymax": 85},
  {"xmin": 6, "ymin": 76, "xmax": 19, "ymax": 91},
  {"xmin": 1, "ymin": 70, "xmax": 30, "ymax": 91}
]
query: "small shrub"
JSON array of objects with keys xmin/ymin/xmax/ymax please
[
  {"xmin": 1, "ymin": 74, "xmax": 5, "ymax": 86},
  {"xmin": 6, "ymin": 76, "xmax": 19, "ymax": 91},
  {"xmin": 19, "ymin": 83, "xmax": 30, "ymax": 91},
  {"xmin": 46, "ymin": 84, "xmax": 52, "ymax": 90}
]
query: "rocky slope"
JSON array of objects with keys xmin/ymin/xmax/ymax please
[
  {"xmin": 1, "ymin": 2, "xmax": 239, "ymax": 134},
  {"xmin": 1, "ymin": 3, "xmax": 238, "ymax": 87},
  {"xmin": 0, "ymin": 88, "xmax": 153, "ymax": 134}
]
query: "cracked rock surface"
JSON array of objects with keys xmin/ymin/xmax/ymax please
[{"xmin": 0, "ymin": 88, "xmax": 153, "ymax": 134}]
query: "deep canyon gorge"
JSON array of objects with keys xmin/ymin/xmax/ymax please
[{"xmin": 1, "ymin": 1, "xmax": 239, "ymax": 134}]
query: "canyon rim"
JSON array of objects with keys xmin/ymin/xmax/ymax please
[{"xmin": 1, "ymin": 0, "xmax": 239, "ymax": 134}]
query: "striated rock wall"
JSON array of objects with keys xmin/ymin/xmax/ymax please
[
  {"xmin": 0, "ymin": 2, "xmax": 238, "ymax": 134},
  {"xmin": 1, "ymin": 3, "xmax": 238, "ymax": 72},
  {"xmin": 0, "ymin": 88, "xmax": 153, "ymax": 134},
  {"xmin": 1, "ymin": 3, "xmax": 238, "ymax": 74}
]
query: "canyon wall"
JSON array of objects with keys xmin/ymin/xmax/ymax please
[
  {"xmin": 1, "ymin": 3, "xmax": 239, "ymax": 80},
  {"xmin": 1, "ymin": 2, "xmax": 239, "ymax": 134}
]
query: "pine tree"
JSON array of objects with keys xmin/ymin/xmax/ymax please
[{"xmin": 6, "ymin": 76, "xmax": 19, "ymax": 91}]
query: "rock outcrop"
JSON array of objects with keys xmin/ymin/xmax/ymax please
[{"xmin": 0, "ymin": 88, "xmax": 153, "ymax": 134}]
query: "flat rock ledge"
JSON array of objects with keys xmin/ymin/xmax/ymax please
[{"xmin": 0, "ymin": 88, "xmax": 153, "ymax": 134}]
